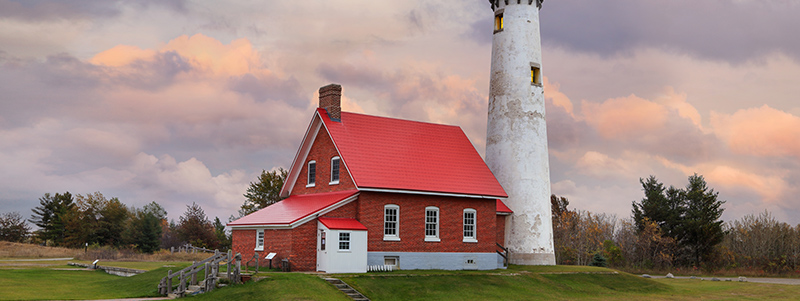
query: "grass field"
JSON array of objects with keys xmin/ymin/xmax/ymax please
[
  {"xmin": 186, "ymin": 273, "xmax": 351, "ymax": 301},
  {"xmin": 0, "ymin": 264, "xmax": 186, "ymax": 300},
  {"xmin": 3, "ymin": 255, "xmax": 800, "ymax": 300}
]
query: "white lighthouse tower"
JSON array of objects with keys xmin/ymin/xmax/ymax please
[{"xmin": 485, "ymin": 0, "xmax": 555, "ymax": 265}]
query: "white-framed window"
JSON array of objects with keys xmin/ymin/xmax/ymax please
[
  {"xmin": 320, "ymin": 230, "xmax": 326, "ymax": 251},
  {"xmin": 384, "ymin": 204, "xmax": 400, "ymax": 241},
  {"xmin": 306, "ymin": 160, "xmax": 316, "ymax": 187},
  {"xmin": 463, "ymin": 208, "xmax": 477, "ymax": 243},
  {"xmin": 255, "ymin": 229, "xmax": 264, "ymax": 251},
  {"xmin": 424, "ymin": 206, "xmax": 440, "ymax": 242},
  {"xmin": 338, "ymin": 232, "xmax": 350, "ymax": 251},
  {"xmin": 384, "ymin": 256, "xmax": 399, "ymax": 268},
  {"xmin": 330, "ymin": 156, "xmax": 340, "ymax": 185}
]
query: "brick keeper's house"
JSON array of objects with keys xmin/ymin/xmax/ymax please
[{"xmin": 228, "ymin": 84, "xmax": 513, "ymax": 273}]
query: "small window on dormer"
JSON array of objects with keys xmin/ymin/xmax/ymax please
[
  {"xmin": 494, "ymin": 13, "xmax": 504, "ymax": 32},
  {"xmin": 531, "ymin": 65, "xmax": 541, "ymax": 86},
  {"xmin": 307, "ymin": 161, "xmax": 316, "ymax": 187},
  {"xmin": 330, "ymin": 156, "xmax": 340, "ymax": 185}
]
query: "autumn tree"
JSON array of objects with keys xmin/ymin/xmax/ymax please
[
  {"xmin": 30, "ymin": 192, "xmax": 74, "ymax": 246},
  {"xmin": 0, "ymin": 212, "xmax": 30, "ymax": 242},
  {"xmin": 62, "ymin": 192, "xmax": 129, "ymax": 247},
  {"xmin": 723, "ymin": 211, "xmax": 798, "ymax": 272},
  {"xmin": 616, "ymin": 218, "xmax": 676, "ymax": 269},
  {"xmin": 240, "ymin": 168, "xmax": 287, "ymax": 216},
  {"xmin": 550, "ymin": 194, "xmax": 616, "ymax": 265},
  {"xmin": 160, "ymin": 220, "xmax": 182, "ymax": 250},
  {"xmin": 177, "ymin": 202, "xmax": 218, "ymax": 249}
]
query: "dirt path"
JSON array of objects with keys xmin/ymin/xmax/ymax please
[
  {"xmin": 0, "ymin": 257, "xmax": 73, "ymax": 261},
  {"xmin": 646, "ymin": 274, "xmax": 800, "ymax": 285},
  {"xmin": 83, "ymin": 297, "xmax": 171, "ymax": 301}
]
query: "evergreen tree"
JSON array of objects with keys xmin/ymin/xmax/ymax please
[
  {"xmin": 681, "ymin": 174, "xmax": 725, "ymax": 266},
  {"xmin": 29, "ymin": 192, "xmax": 74, "ymax": 246},
  {"xmin": 213, "ymin": 217, "xmax": 231, "ymax": 251},
  {"xmin": 240, "ymin": 168, "xmax": 288, "ymax": 216},
  {"xmin": 128, "ymin": 202, "xmax": 166, "ymax": 253},
  {"xmin": 589, "ymin": 251, "xmax": 608, "ymax": 267},
  {"xmin": 177, "ymin": 202, "xmax": 218, "ymax": 249},
  {"xmin": 632, "ymin": 176, "xmax": 684, "ymax": 238},
  {"xmin": 97, "ymin": 197, "xmax": 129, "ymax": 247}
]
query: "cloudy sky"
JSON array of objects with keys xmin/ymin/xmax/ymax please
[{"xmin": 1, "ymin": 0, "xmax": 799, "ymax": 225}]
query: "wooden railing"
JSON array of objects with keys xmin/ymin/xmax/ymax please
[
  {"xmin": 496, "ymin": 242, "xmax": 509, "ymax": 267},
  {"xmin": 170, "ymin": 243, "xmax": 219, "ymax": 254},
  {"xmin": 158, "ymin": 249, "xmax": 242, "ymax": 297},
  {"xmin": 245, "ymin": 252, "xmax": 260, "ymax": 273}
]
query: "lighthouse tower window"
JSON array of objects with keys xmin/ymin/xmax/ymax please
[
  {"xmin": 494, "ymin": 13, "xmax": 504, "ymax": 33},
  {"xmin": 531, "ymin": 65, "xmax": 541, "ymax": 86}
]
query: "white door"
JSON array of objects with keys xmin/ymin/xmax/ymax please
[{"xmin": 316, "ymin": 228, "xmax": 328, "ymax": 272}]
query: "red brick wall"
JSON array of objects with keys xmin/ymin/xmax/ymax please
[
  {"xmin": 359, "ymin": 192, "xmax": 496, "ymax": 253},
  {"xmin": 231, "ymin": 229, "xmax": 259, "ymax": 265},
  {"xmin": 322, "ymin": 199, "xmax": 359, "ymax": 219},
  {"xmin": 291, "ymin": 126, "xmax": 356, "ymax": 195},
  {"xmin": 288, "ymin": 221, "xmax": 318, "ymax": 271},
  {"xmin": 263, "ymin": 229, "xmax": 293, "ymax": 269},
  {"xmin": 232, "ymin": 228, "xmax": 296, "ymax": 269},
  {"xmin": 496, "ymin": 215, "xmax": 506, "ymax": 247}
]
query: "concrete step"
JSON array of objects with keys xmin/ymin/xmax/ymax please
[{"xmin": 323, "ymin": 277, "xmax": 370, "ymax": 301}]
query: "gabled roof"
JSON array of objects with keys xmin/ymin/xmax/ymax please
[
  {"xmin": 228, "ymin": 190, "xmax": 359, "ymax": 228},
  {"xmin": 318, "ymin": 217, "xmax": 367, "ymax": 231},
  {"xmin": 281, "ymin": 109, "xmax": 507, "ymax": 199},
  {"xmin": 496, "ymin": 199, "xmax": 513, "ymax": 215}
]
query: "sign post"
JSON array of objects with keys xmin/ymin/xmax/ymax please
[{"xmin": 265, "ymin": 253, "xmax": 277, "ymax": 270}]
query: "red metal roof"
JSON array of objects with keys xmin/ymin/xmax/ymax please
[
  {"xmin": 318, "ymin": 217, "xmax": 368, "ymax": 231},
  {"xmin": 496, "ymin": 199, "xmax": 513, "ymax": 214},
  {"xmin": 227, "ymin": 190, "xmax": 358, "ymax": 227},
  {"xmin": 319, "ymin": 109, "xmax": 507, "ymax": 198}
]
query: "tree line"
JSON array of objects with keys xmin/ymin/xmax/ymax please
[
  {"xmin": 0, "ymin": 191, "xmax": 231, "ymax": 253},
  {"xmin": 553, "ymin": 174, "xmax": 800, "ymax": 274},
  {"xmin": 0, "ymin": 168, "xmax": 288, "ymax": 253}
]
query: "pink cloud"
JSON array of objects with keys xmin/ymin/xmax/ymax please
[
  {"xmin": 711, "ymin": 105, "xmax": 800, "ymax": 158},
  {"xmin": 544, "ymin": 76, "xmax": 574, "ymax": 117},
  {"xmin": 91, "ymin": 34, "xmax": 261, "ymax": 77},
  {"xmin": 581, "ymin": 94, "xmax": 668, "ymax": 139}
]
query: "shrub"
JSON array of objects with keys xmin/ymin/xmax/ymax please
[{"xmin": 590, "ymin": 252, "xmax": 608, "ymax": 267}]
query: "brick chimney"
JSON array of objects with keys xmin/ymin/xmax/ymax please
[{"xmin": 319, "ymin": 84, "xmax": 342, "ymax": 120}]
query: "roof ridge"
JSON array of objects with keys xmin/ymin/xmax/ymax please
[{"xmin": 338, "ymin": 110, "xmax": 461, "ymax": 129}]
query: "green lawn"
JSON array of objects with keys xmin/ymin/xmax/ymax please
[
  {"xmin": 186, "ymin": 273, "xmax": 351, "ymax": 301},
  {"xmin": 335, "ymin": 266, "xmax": 800, "ymax": 301},
  {"xmin": 69, "ymin": 260, "xmax": 193, "ymax": 271},
  {"xmin": 3, "ymin": 263, "xmax": 800, "ymax": 300},
  {"xmin": 339, "ymin": 268, "xmax": 663, "ymax": 301},
  {"xmin": 0, "ymin": 264, "xmax": 187, "ymax": 300}
]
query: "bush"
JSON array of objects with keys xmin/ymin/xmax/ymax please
[{"xmin": 590, "ymin": 252, "xmax": 608, "ymax": 267}]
